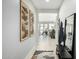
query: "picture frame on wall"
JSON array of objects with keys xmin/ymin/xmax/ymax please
[
  {"xmin": 65, "ymin": 13, "xmax": 76, "ymax": 58},
  {"xmin": 65, "ymin": 13, "xmax": 75, "ymax": 50},
  {"xmin": 20, "ymin": 0, "xmax": 34, "ymax": 41},
  {"xmin": 20, "ymin": 0, "xmax": 29, "ymax": 41},
  {"xmin": 29, "ymin": 10, "xmax": 34, "ymax": 37}
]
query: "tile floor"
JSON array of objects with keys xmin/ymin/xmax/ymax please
[{"xmin": 37, "ymin": 35, "xmax": 56, "ymax": 51}]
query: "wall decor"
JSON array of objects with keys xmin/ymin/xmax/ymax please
[
  {"xmin": 20, "ymin": 0, "xmax": 29, "ymax": 41},
  {"xmin": 29, "ymin": 10, "xmax": 34, "ymax": 37},
  {"xmin": 20, "ymin": 0, "xmax": 34, "ymax": 41},
  {"xmin": 65, "ymin": 13, "xmax": 76, "ymax": 51}
]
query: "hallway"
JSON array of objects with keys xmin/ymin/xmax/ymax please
[
  {"xmin": 37, "ymin": 36, "xmax": 56, "ymax": 51},
  {"xmin": 2, "ymin": 0, "xmax": 76, "ymax": 59},
  {"xmin": 32, "ymin": 35, "xmax": 58, "ymax": 59}
]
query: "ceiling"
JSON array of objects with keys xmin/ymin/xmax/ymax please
[{"xmin": 30, "ymin": 0, "xmax": 64, "ymax": 10}]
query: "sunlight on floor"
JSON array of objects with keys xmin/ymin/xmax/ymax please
[{"xmin": 37, "ymin": 35, "xmax": 56, "ymax": 51}]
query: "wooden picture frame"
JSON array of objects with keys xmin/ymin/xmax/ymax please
[
  {"xmin": 20, "ymin": 0, "xmax": 29, "ymax": 41},
  {"xmin": 29, "ymin": 10, "xmax": 34, "ymax": 37},
  {"xmin": 20, "ymin": 0, "xmax": 34, "ymax": 41}
]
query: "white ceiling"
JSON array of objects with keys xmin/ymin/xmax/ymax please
[{"xmin": 30, "ymin": 0, "xmax": 64, "ymax": 10}]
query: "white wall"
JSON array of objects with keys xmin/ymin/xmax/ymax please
[
  {"xmin": 2, "ymin": 0, "xmax": 37, "ymax": 59},
  {"xmin": 59, "ymin": 0, "xmax": 76, "ymax": 49},
  {"xmin": 37, "ymin": 9, "xmax": 59, "ymax": 13},
  {"xmin": 59, "ymin": 0, "xmax": 76, "ymax": 23}
]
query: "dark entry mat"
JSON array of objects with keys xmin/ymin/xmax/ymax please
[{"xmin": 34, "ymin": 50, "xmax": 53, "ymax": 55}]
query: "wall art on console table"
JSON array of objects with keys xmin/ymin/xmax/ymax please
[
  {"xmin": 65, "ymin": 13, "xmax": 76, "ymax": 59},
  {"xmin": 20, "ymin": 0, "xmax": 29, "ymax": 41}
]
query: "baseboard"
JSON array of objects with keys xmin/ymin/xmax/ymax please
[{"xmin": 24, "ymin": 46, "xmax": 36, "ymax": 59}]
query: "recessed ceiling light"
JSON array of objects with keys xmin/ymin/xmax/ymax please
[{"xmin": 45, "ymin": 0, "xmax": 50, "ymax": 2}]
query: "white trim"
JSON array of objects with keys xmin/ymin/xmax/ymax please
[
  {"xmin": 24, "ymin": 46, "xmax": 36, "ymax": 59},
  {"xmin": 37, "ymin": 9, "xmax": 59, "ymax": 13}
]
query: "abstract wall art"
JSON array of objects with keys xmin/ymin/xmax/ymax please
[
  {"xmin": 29, "ymin": 10, "xmax": 34, "ymax": 37},
  {"xmin": 20, "ymin": 0, "xmax": 34, "ymax": 41}
]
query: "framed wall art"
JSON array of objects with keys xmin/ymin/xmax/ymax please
[
  {"xmin": 20, "ymin": 0, "xmax": 34, "ymax": 41},
  {"xmin": 65, "ymin": 13, "xmax": 75, "ymax": 50},
  {"xmin": 65, "ymin": 13, "xmax": 76, "ymax": 58},
  {"xmin": 20, "ymin": 0, "xmax": 29, "ymax": 41},
  {"xmin": 29, "ymin": 10, "xmax": 34, "ymax": 37}
]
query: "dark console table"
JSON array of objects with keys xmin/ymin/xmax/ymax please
[{"xmin": 56, "ymin": 45, "xmax": 72, "ymax": 59}]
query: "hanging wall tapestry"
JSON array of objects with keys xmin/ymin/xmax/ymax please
[{"xmin": 20, "ymin": 0, "xmax": 34, "ymax": 41}]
